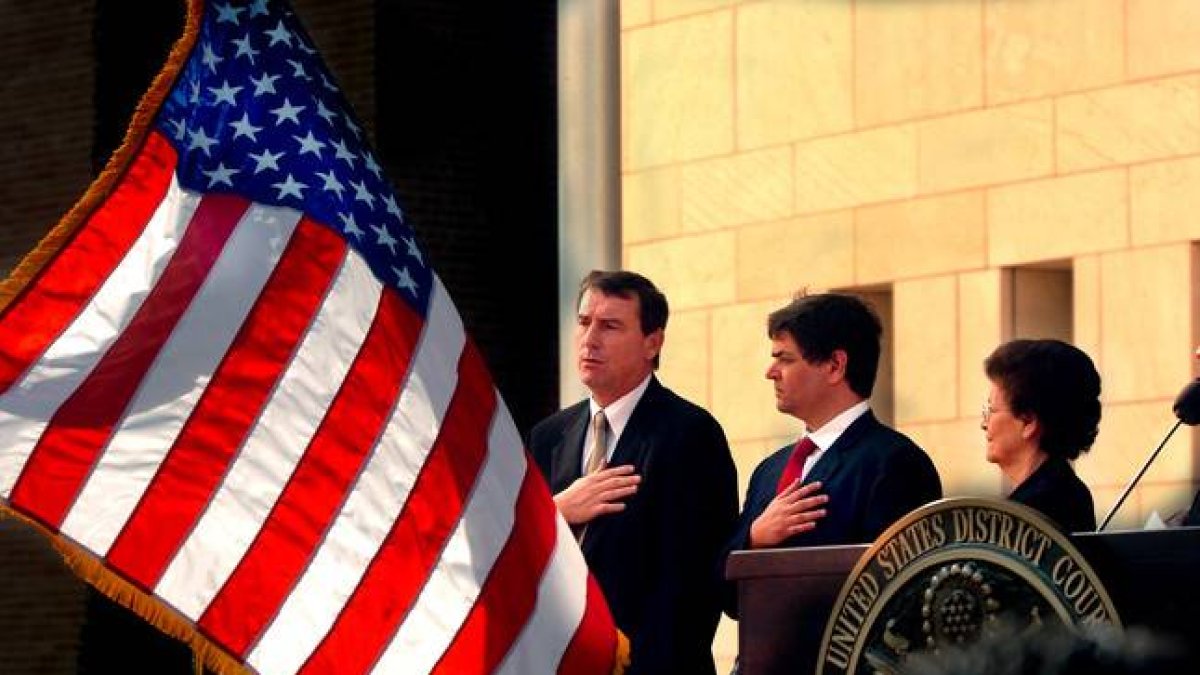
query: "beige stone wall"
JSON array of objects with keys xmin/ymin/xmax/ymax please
[{"xmin": 620, "ymin": 1, "xmax": 1200, "ymax": 668}]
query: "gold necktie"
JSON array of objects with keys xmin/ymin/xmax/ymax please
[{"xmin": 584, "ymin": 409, "xmax": 608, "ymax": 475}]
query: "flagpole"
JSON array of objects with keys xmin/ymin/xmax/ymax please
[{"xmin": 558, "ymin": 0, "xmax": 621, "ymax": 408}]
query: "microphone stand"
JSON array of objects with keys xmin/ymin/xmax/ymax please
[{"xmin": 1097, "ymin": 419, "xmax": 1184, "ymax": 531}]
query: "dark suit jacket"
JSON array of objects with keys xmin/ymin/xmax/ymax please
[
  {"xmin": 723, "ymin": 410, "xmax": 941, "ymax": 618},
  {"xmin": 529, "ymin": 377, "xmax": 738, "ymax": 675},
  {"xmin": 1009, "ymin": 456, "xmax": 1095, "ymax": 532}
]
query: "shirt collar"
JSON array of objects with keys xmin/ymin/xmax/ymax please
[
  {"xmin": 806, "ymin": 399, "xmax": 870, "ymax": 451},
  {"xmin": 589, "ymin": 373, "xmax": 653, "ymax": 443}
]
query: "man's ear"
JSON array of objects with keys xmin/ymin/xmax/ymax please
[
  {"xmin": 644, "ymin": 328, "xmax": 664, "ymax": 362},
  {"xmin": 827, "ymin": 349, "xmax": 849, "ymax": 384}
]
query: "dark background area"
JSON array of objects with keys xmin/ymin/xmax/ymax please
[{"xmin": 1, "ymin": 0, "xmax": 560, "ymax": 671}]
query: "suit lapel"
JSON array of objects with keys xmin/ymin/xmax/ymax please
[
  {"xmin": 552, "ymin": 405, "xmax": 590, "ymax": 493},
  {"xmin": 805, "ymin": 410, "xmax": 878, "ymax": 485},
  {"xmin": 608, "ymin": 376, "xmax": 663, "ymax": 468}
]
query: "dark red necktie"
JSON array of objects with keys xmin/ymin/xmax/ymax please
[{"xmin": 776, "ymin": 436, "xmax": 818, "ymax": 494}]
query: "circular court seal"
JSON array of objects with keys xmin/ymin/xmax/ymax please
[{"xmin": 816, "ymin": 497, "xmax": 1119, "ymax": 674}]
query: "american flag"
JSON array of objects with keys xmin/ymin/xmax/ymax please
[{"xmin": 0, "ymin": 0, "xmax": 623, "ymax": 673}]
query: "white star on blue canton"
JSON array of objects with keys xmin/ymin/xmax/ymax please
[
  {"xmin": 230, "ymin": 112, "xmax": 263, "ymax": 141},
  {"xmin": 265, "ymin": 21, "xmax": 293, "ymax": 47},
  {"xmin": 316, "ymin": 100, "xmax": 337, "ymax": 124},
  {"xmin": 332, "ymin": 138, "xmax": 355, "ymax": 166},
  {"xmin": 201, "ymin": 43, "xmax": 222, "ymax": 72},
  {"xmin": 383, "ymin": 194, "xmax": 403, "ymax": 220},
  {"xmin": 250, "ymin": 72, "xmax": 280, "ymax": 97},
  {"xmin": 248, "ymin": 0, "xmax": 269, "ymax": 18},
  {"xmin": 287, "ymin": 59, "xmax": 310, "ymax": 80},
  {"xmin": 316, "ymin": 170, "xmax": 345, "ymax": 198},
  {"xmin": 320, "ymin": 74, "xmax": 337, "ymax": 92},
  {"xmin": 363, "ymin": 153, "xmax": 382, "ymax": 179},
  {"xmin": 295, "ymin": 131, "xmax": 327, "ymax": 158},
  {"xmin": 393, "ymin": 266, "xmax": 419, "ymax": 296},
  {"xmin": 232, "ymin": 34, "xmax": 258, "ymax": 63},
  {"xmin": 189, "ymin": 80, "xmax": 201, "ymax": 103},
  {"xmin": 371, "ymin": 223, "xmax": 398, "ymax": 255},
  {"xmin": 249, "ymin": 148, "xmax": 284, "ymax": 174},
  {"xmin": 339, "ymin": 212, "xmax": 364, "ymax": 240},
  {"xmin": 187, "ymin": 127, "xmax": 218, "ymax": 156},
  {"xmin": 297, "ymin": 40, "xmax": 317, "ymax": 56},
  {"xmin": 345, "ymin": 117, "xmax": 362, "ymax": 138},
  {"xmin": 203, "ymin": 163, "xmax": 239, "ymax": 188},
  {"xmin": 215, "ymin": 3, "xmax": 245, "ymax": 25},
  {"xmin": 270, "ymin": 98, "xmax": 305, "ymax": 126},
  {"xmin": 208, "ymin": 80, "xmax": 242, "ymax": 106},
  {"xmin": 350, "ymin": 179, "xmax": 375, "ymax": 208},
  {"xmin": 168, "ymin": 118, "xmax": 187, "ymax": 140},
  {"xmin": 272, "ymin": 174, "xmax": 307, "ymax": 200},
  {"xmin": 403, "ymin": 236, "xmax": 423, "ymax": 266}
]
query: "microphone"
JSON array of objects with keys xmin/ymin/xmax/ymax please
[
  {"xmin": 1098, "ymin": 377, "xmax": 1200, "ymax": 531},
  {"xmin": 1173, "ymin": 378, "xmax": 1200, "ymax": 425}
]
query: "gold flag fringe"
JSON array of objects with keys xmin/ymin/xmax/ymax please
[
  {"xmin": 613, "ymin": 630, "xmax": 630, "ymax": 675},
  {"xmin": 0, "ymin": 1, "xmax": 247, "ymax": 673}
]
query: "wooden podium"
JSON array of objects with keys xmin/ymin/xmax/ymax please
[{"xmin": 727, "ymin": 527, "xmax": 1200, "ymax": 675}]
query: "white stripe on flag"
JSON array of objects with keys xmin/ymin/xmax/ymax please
[
  {"xmin": 370, "ymin": 399, "xmax": 527, "ymax": 674},
  {"xmin": 0, "ymin": 177, "xmax": 200, "ymax": 499},
  {"xmin": 496, "ymin": 514, "xmax": 592, "ymax": 675},
  {"xmin": 248, "ymin": 277, "xmax": 464, "ymax": 675},
  {"xmin": 61, "ymin": 203, "xmax": 303, "ymax": 555},
  {"xmin": 155, "ymin": 249, "xmax": 378, "ymax": 619}
]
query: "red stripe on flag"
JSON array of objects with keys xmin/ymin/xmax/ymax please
[
  {"xmin": 198, "ymin": 289, "xmax": 424, "ymax": 656},
  {"xmin": 0, "ymin": 132, "xmax": 177, "ymax": 395},
  {"xmin": 431, "ymin": 464, "xmax": 556, "ymax": 675},
  {"xmin": 558, "ymin": 575, "xmax": 619, "ymax": 675},
  {"xmin": 105, "ymin": 218, "xmax": 345, "ymax": 588},
  {"xmin": 296, "ymin": 341, "xmax": 496, "ymax": 675},
  {"xmin": 8, "ymin": 191, "xmax": 251, "ymax": 529}
]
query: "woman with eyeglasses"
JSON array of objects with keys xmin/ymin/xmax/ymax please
[{"xmin": 981, "ymin": 339, "xmax": 1100, "ymax": 532}]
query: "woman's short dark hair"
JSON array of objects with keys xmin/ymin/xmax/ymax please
[
  {"xmin": 767, "ymin": 292, "xmax": 882, "ymax": 399},
  {"xmin": 984, "ymin": 339, "xmax": 1101, "ymax": 461}
]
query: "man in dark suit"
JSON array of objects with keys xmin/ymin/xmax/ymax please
[
  {"xmin": 529, "ymin": 270, "xmax": 738, "ymax": 675},
  {"xmin": 723, "ymin": 292, "xmax": 942, "ymax": 617}
]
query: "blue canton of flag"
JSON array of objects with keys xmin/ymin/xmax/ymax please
[{"xmin": 158, "ymin": 0, "xmax": 430, "ymax": 313}]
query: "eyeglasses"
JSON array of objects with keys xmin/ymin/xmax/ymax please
[{"xmin": 980, "ymin": 400, "xmax": 1009, "ymax": 424}]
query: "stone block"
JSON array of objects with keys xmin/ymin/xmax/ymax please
[
  {"xmin": 1127, "ymin": 0, "xmax": 1200, "ymax": 79},
  {"xmin": 736, "ymin": 212, "xmax": 854, "ymax": 301},
  {"xmin": 1131, "ymin": 156, "xmax": 1200, "ymax": 246},
  {"xmin": 736, "ymin": 0, "xmax": 852, "ymax": 148},
  {"xmin": 984, "ymin": 0, "xmax": 1123, "ymax": 104},
  {"xmin": 958, "ymin": 269, "xmax": 1008, "ymax": 426},
  {"xmin": 901, "ymin": 418, "xmax": 1001, "ymax": 498},
  {"xmin": 1099, "ymin": 245, "xmax": 1196, "ymax": 402},
  {"xmin": 856, "ymin": 191, "xmax": 986, "ymax": 285},
  {"xmin": 626, "ymin": 230, "xmax": 736, "ymax": 310},
  {"xmin": 658, "ymin": 308, "xmax": 710, "ymax": 409},
  {"xmin": 794, "ymin": 125, "xmax": 917, "ymax": 214},
  {"xmin": 1056, "ymin": 76, "xmax": 1200, "ymax": 173},
  {"xmin": 681, "ymin": 146, "xmax": 792, "ymax": 232},
  {"xmin": 855, "ymin": 0, "xmax": 982, "ymax": 126},
  {"xmin": 894, "ymin": 276, "xmax": 959, "ymax": 424},
  {"xmin": 624, "ymin": 12, "xmax": 733, "ymax": 169},
  {"xmin": 987, "ymin": 170, "xmax": 1127, "ymax": 266},
  {"xmin": 918, "ymin": 101, "xmax": 1053, "ymax": 194},
  {"xmin": 711, "ymin": 299, "xmax": 803, "ymax": 442},
  {"xmin": 623, "ymin": 166, "xmax": 681, "ymax": 244}
]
